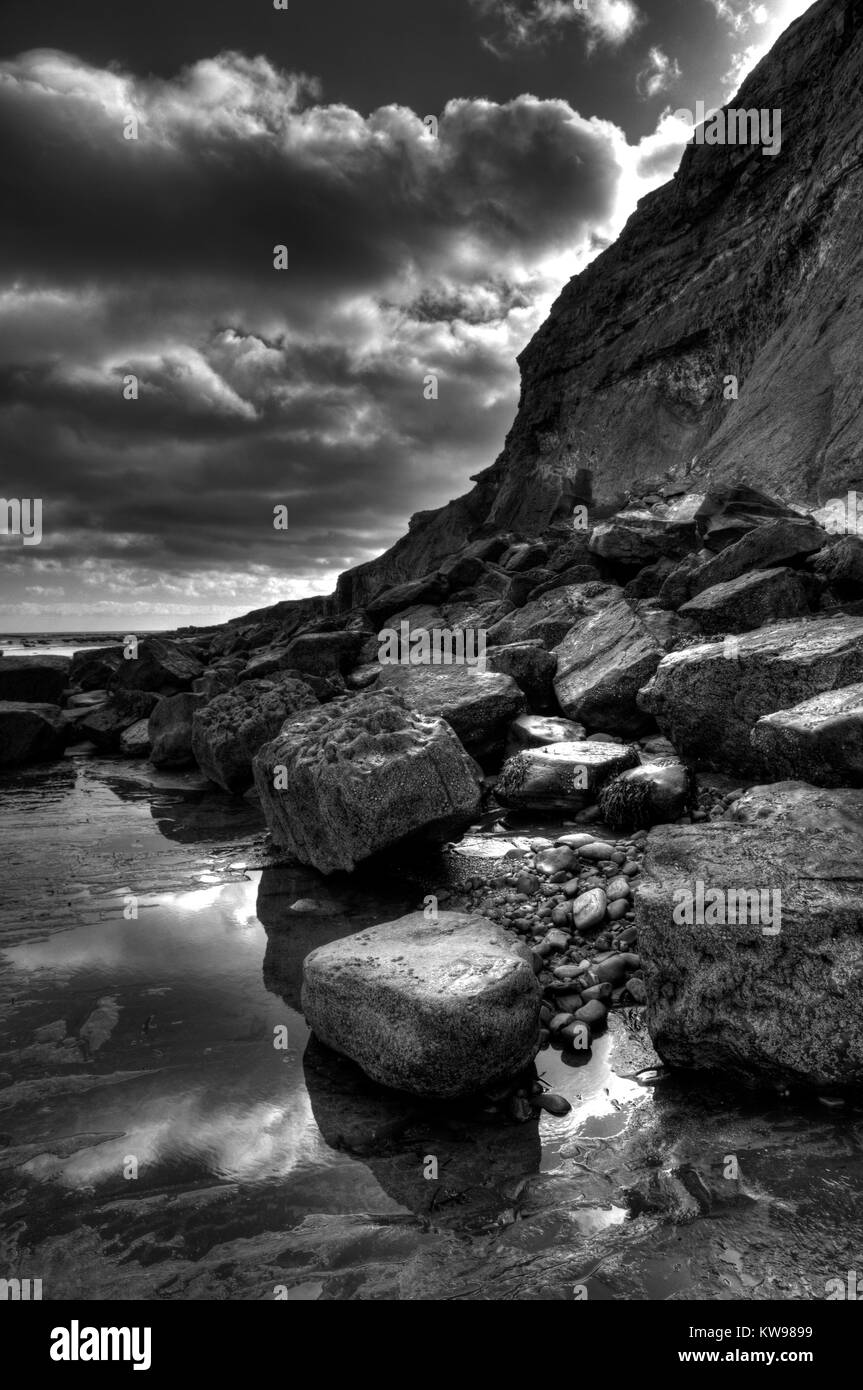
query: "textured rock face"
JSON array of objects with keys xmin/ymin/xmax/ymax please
[
  {"xmin": 750, "ymin": 682, "xmax": 863, "ymax": 785},
  {"xmin": 678, "ymin": 566, "xmax": 813, "ymax": 634},
  {"xmin": 301, "ymin": 911, "xmax": 541, "ymax": 1098},
  {"xmin": 0, "ymin": 655, "xmax": 70, "ymax": 704},
  {"xmin": 495, "ymin": 740, "xmax": 638, "ymax": 812},
  {"xmin": 348, "ymin": 665, "xmax": 525, "ymax": 762},
  {"xmin": 637, "ymin": 809, "xmax": 863, "ymax": 1088},
  {"xmin": 253, "ymin": 690, "xmax": 482, "ymax": 873},
  {"xmin": 111, "ymin": 636, "xmax": 203, "ymax": 693},
  {"xmin": 639, "ymin": 615, "xmax": 863, "ymax": 771},
  {"xmin": 0, "ymin": 702, "xmax": 68, "ymax": 765},
  {"xmin": 553, "ymin": 597, "xmax": 665, "ymax": 735},
  {"xmin": 192, "ymin": 677, "xmax": 318, "ymax": 792},
  {"xmin": 148, "ymin": 692, "xmax": 206, "ymax": 768},
  {"xmin": 332, "ymin": 0, "xmax": 863, "ymax": 607},
  {"xmin": 686, "ymin": 519, "xmax": 826, "ymax": 599}
]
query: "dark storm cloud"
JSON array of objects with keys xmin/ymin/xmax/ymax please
[{"xmin": 0, "ymin": 46, "xmax": 682, "ymax": 626}]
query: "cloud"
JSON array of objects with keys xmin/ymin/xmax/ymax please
[
  {"xmin": 469, "ymin": 0, "xmax": 642, "ymax": 56},
  {"xmin": 707, "ymin": 0, "xmax": 814, "ymax": 93},
  {"xmin": 636, "ymin": 46, "xmax": 682, "ymax": 99},
  {"xmin": 0, "ymin": 47, "xmax": 686, "ymax": 628}
]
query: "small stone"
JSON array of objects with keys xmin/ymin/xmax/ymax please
[
  {"xmin": 556, "ymin": 833, "xmax": 596, "ymax": 849},
  {"xmin": 572, "ymin": 887, "xmax": 607, "ymax": 932},
  {"xmin": 549, "ymin": 1012, "xmax": 575, "ymax": 1032},
  {"xmin": 622, "ymin": 861, "xmax": 640, "ymax": 875},
  {"xmin": 535, "ymin": 847, "xmax": 578, "ymax": 875},
  {"xmin": 607, "ymin": 899, "xmax": 629, "ymax": 921},
  {"xmin": 539, "ymin": 1092, "xmax": 572, "ymax": 1116},
  {"xmin": 516, "ymin": 872, "xmax": 540, "ymax": 896},
  {"xmin": 618, "ymin": 925, "xmax": 638, "ymax": 945},
  {"xmin": 551, "ymin": 903, "xmax": 573, "ymax": 929},
  {"xmin": 580, "ymin": 982, "xmax": 613, "ymax": 1003},
  {"xmin": 575, "ymin": 1000, "xmax": 608, "ymax": 1027},
  {"xmin": 594, "ymin": 954, "xmax": 629, "ymax": 985},
  {"xmin": 606, "ymin": 876, "xmax": 632, "ymax": 902},
  {"xmin": 555, "ymin": 992, "xmax": 583, "ymax": 1012},
  {"xmin": 624, "ymin": 978, "xmax": 647, "ymax": 1004},
  {"xmin": 578, "ymin": 841, "xmax": 616, "ymax": 861}
]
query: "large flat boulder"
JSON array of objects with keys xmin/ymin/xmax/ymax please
[
  {"xmin": 503, "ymin": 712, "xmax": 585, "ymax": 759},
  {"xmin": 678, "ymin": 567, "xmax": 812, "ymax": 635},
  {"xmin": 687, "ymin": 517, "xmax": 825, "ymax": 598},
  {"xmin": 495, "ymin": 740, "xmax": 638, "ymax": 812},
  {"xmin": 253, "ymin": 689, "xmax": 482, "ymax": 874},
  {"xmin": 637, "ymin": 810, "xmax": 863, "ymax": 1088},
  {"xmin": 638, "ymin": 614, "xmax": 863, "ymax": 772},
  {"xmin": 750, "ymin": 682, "xmax": 863, "ymax": 786},
  {"xmin": 553, "ymin": 597, "xmax": 665, "ymax": 736},
  {"xmin": 486, "ymin": 581, "xmax": 619, "ymax": 650},
  {"xmin": 192, "ymin": 676, "xmax": 318, "ymax": 791},
  {"xmin": 0, "ymin": 654, "xmax": 70, "ymax": 704},
  {"xmin": 110, "ymin": 636, "xmax": 203, "ymax": 693},
  {"xmin": 349, "ymin": 664, "xmax": 524, "ymax": 762},
  {"xmin": 0, "ymin": 702, "xmax": 68, "ymax": 765},
  {"xmin": 301, "ymin": 910, "xmax": 541, "ymax": 1098}
]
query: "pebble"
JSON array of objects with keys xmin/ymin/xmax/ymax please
[
  {"xmin": 555, "ymin": 832, "xmax": 596, "ymax": 850},
  {"xmin": 572, "ymin": 887, "xmax": 607, "ymax": 932},
  {"xmin": 536, "ymin": 847, "xmax": 578, "ymax": 875},
  {"xmin": 578, "ymin": 841, "xmax": 616, "ymax": 861},
  {"xmin": 543, "ymin": 927, "xmax": 570, "ymax": 952},
  {"xmin": 624, "ymin": 978, "xmax": 647, "ymax": 1003},
  {"xmin": 618, "ymin": 925, "xmax": 638, "ymax": 945},
  {"xmin": 622, "ymin": 861, "xmax": 640, "ymax": 876},
  {"xmin": 594, "ymin": 955, "xmax": 629, "ymax": 985},
  {"xmin": 580, "ymin": 982, "xmax": 613, "ymax": 1003},
  {"xmin": 516, "ymin": 872, "xmax": 540, "ymax": 895},
  {"xmin": 549, "ymin": 1012, "xmax": 575, "ymax": 1032},
  {"xmin": 551, "ymin": 903, "xmax": 572, "ymax": 929},
  {"xmin": 606, "ymin": 876, "xmax": 632, "ymax": 901},
  {"xmin": 606, "ymin": 899, "xmax": 629, "ymax": 921},
  {"xmin": 555, "ymin": 992, "xmax": 583, "ymax": 1012},
  {"xmin": 575, "ymin": 999, "xmax": 608, "ymax": 1027},
  {"xmin": 539, "ymin": 1092, "xmax": 572, "ymax": 1116}
]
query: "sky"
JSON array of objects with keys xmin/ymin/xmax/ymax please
[{"xmin": 0, "ymin": 0, "xmax": 814, "ymax": 631}]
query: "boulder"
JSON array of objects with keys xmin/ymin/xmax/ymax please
[
  {"xmin": 0, "ymin": 654, "xmax": 70, "ymax": 704},
  {"xmin": 253, "ymin": 689, "xmax": 482, "ymax": 874},
  {"xmin": 553, "ymin": 596, "xmax": 665, "ymax": 736},
  {"xmin": 283, "ymin": 631, "xmax": 363, "ymax": 680},
  {"xmin": 687, "ymin": 517, "xmax": 826, "ymax": 598},
  {"xmin": 487, "ymin": 581, "xmax": 619, "ymax": 650},
  {"xmin": 495, "ymin": 740, "xmax": 639, "ymax": 813},
  {"xmin": 120, "ymin": 718, "xmax": 151, "ymax": 757},
  {"xmin": 598, "ymin": 762, "xmax": 690, "ymax": 829},
  {"xmin": 504, "ymin": 712, "xmax": 586, "ymax": 759},
  {"xmin": 589, "ymin": 509, "xmax": 692, "ymax": 565},
  {"xmin": 637, "ymin": 813, "xmax": 863, "ymax": 1088},
  {"xmin": 301, "ymin": 910, "xmax": 540, "ymax": 1098},
  {"xmin": 0, "ymin": 702, "xmax": 68, "ymax": 765},
  {"xmin": 638, "ymin": 615, "xmax": 863, "ymax": 773},
  {"xmin": 69, "ymin": 645, "xmax": 123, "ymax": 691},
  {"xmin": 192, "ymin": 676, "xmax": 318, "ymax": 792},
  {"xmin": 811, "ymin": 535, "xmax": 863, "ymax": 594},
  {"xmin": 750, "ymin": 682, "xmax": 863, "ymax": 786},
  {"xmin": 487, "ymin": 641, "xmax": 557, "ymax": 707},
  {"xmin": 78, "ymin": 691, "xmax": 158, "ymax": 750},
  {"xmin": 499, "ymin": 541, "xmax": 548, "ymax": 573},
  {"xmin": 110, "ymin": 636, "xmax": 203, "ymax": 693},
  {"xmin": 679, "ymin": 567, "xmax": 813, "ymax": 635},
  {"xmin": 148, "ymin": 692, "xmax": 206, "ymax": 768},
  {"xmin": 348, "ymin": 664, "xmax": 524, "ymax": 763},
  {"xmin": 366, "ymin": 573, "xmax": 448, "ymax": 625}
]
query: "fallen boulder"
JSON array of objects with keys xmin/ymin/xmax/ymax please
[
  {"xmin": 504, "ymin": 712, "xmax": 585, "ymax": 759},
  {"xmin": 0, "ymin": 702, "xmax": 68, "ymax": 765},
  {"xmin": 487, "ymin": 641, "xmax": 556, "ymax": 707},
  {"xmin": 0, "ymin": 654, "xmax": 70, "ymax": 704},
  {"xmin": 495, "ymin": 740, "xmax": 638, "ymax": 813},
  {"xmin": 679, "ymin": 567, "xmax": 812, "ymax": 635},
  {"xmin": 687, "ymin": 517, "xmax": 825, "ymax": 598},
  {"xmin": 192, "ymin": 676, "xmax": 318, "ymax": 792},
  {"xmin": 148, "ymin": 692, "xmax": 206, "ymax": 768},
  {"xmin": 111, "ymin": 636, "xmax": 203, "ymax": 693},
  {"xmin": 553, "ymin": 596, "xmax": 665, "ymax": 735},
  {"xmin": 750, "ymin": 682, "xmax": 863, "ymax": 786},
  {"xmin": 598, "ymin": 761, "xmax": 690, "ymax": 829},
  {"xmin": 253, "ymin": 689, "xmax": 482, "ymax": 873},
  {"xmin": 638, "ymin": 614, "xmax": 863, "ymax": 772},
  {"xmin": 637, "ymin": 812, "xmax": 863, "ymax": 1088},
  {"xmin": 301, "ymin": 910, "xmax": 540, "ymax": 1098},
  {"xmin": 348, "ymin": 664, "xmax": 524, "ymax": 762}
]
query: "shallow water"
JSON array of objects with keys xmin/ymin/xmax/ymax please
[{"xmin": 1, "ymin": 755, "xmax": 861, "ymax": 1300}]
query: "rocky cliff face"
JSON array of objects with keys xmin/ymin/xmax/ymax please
[{"xmin": 337, "ymin": 0, "xmax": 863, "ymax": 607}]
